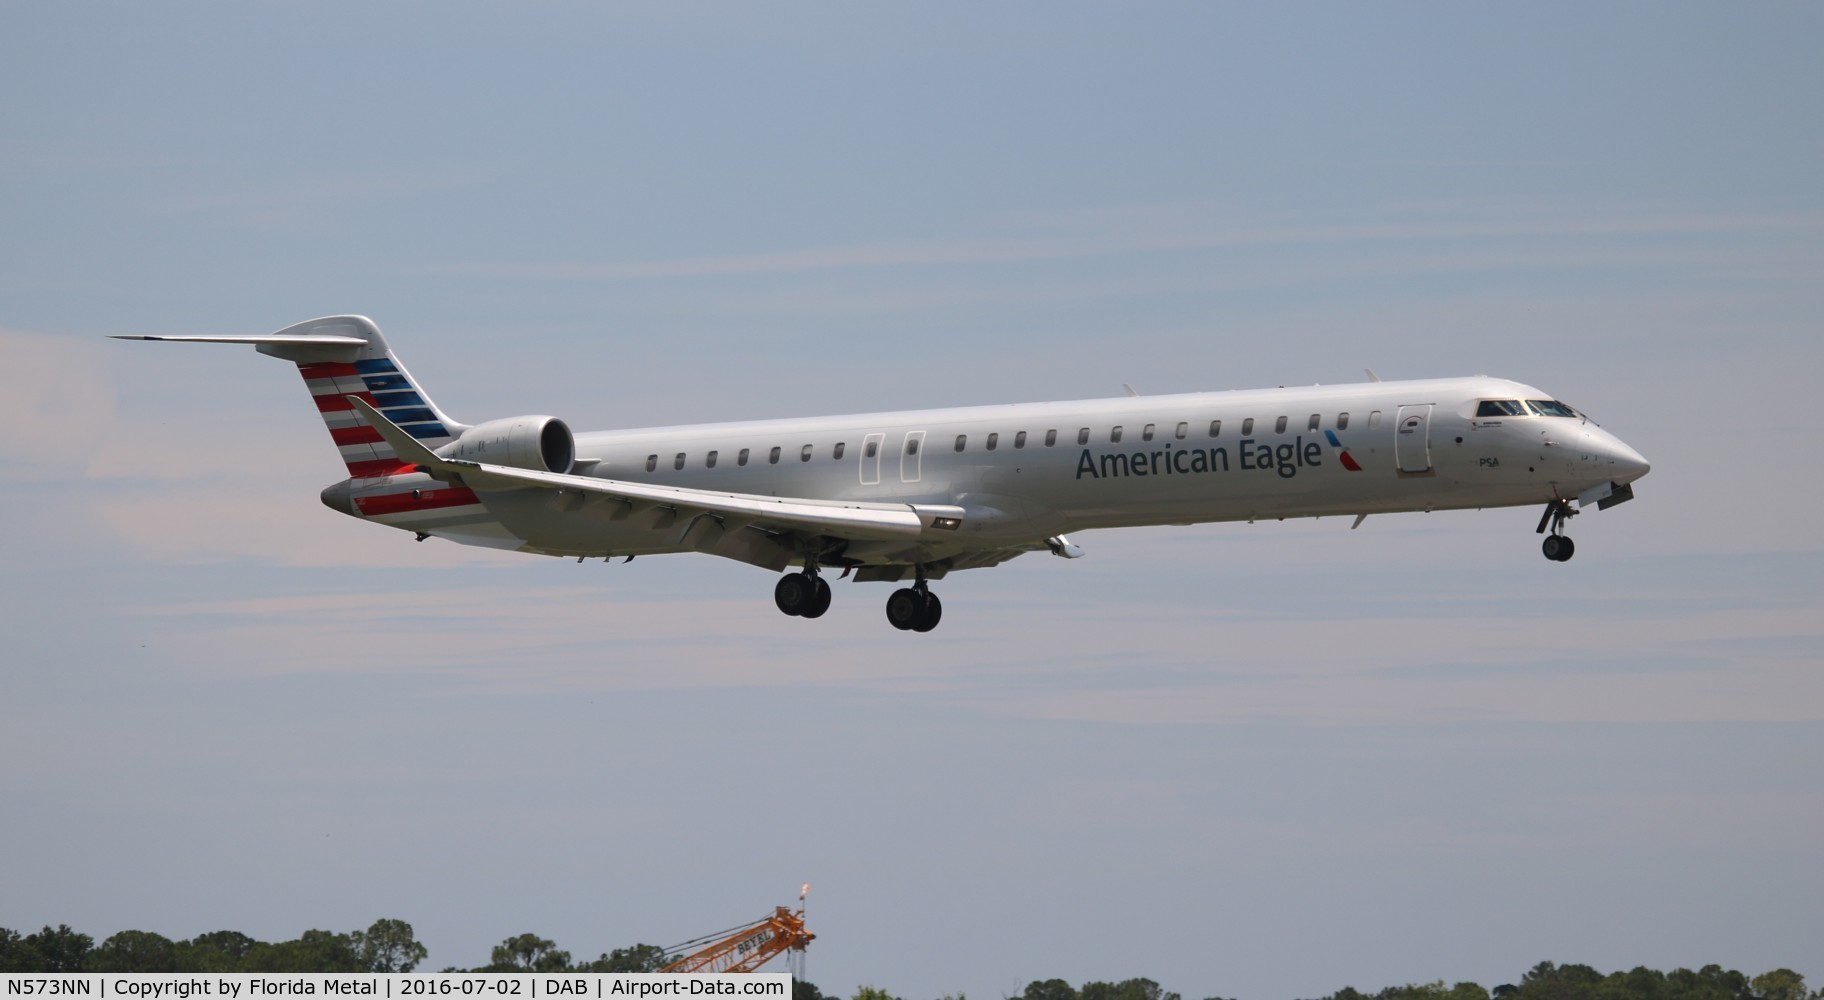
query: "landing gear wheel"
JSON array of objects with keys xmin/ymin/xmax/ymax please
[
  {"xmin": 911, "ymin": 592, "xmax": 943, "ymax": 632},
  {"xmin": 1536, "ymin": 499, "xmax": 1580, "ymax": 563},
  {"xmin": 801, "ymin": 577, "xmax": 833, "ymax": 619},
  {"xmin": 774, "ymin": 573, "xmax": 815, "ymax": 616},
  {"xmin": 885, "ymin": 587, "xmax": 925, "ymax": 630}
]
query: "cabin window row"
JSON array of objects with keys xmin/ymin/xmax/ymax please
[
  {"xmin": 642, "ymin": 411, "xmax": 1384, "ymax": 471},
  {"xmin": 953, "ymin": 413, "xmax": 1377, "ymax": 452},
  {"xmin": 646, "ymin": 441, "xmax": 852, "ymax": 472}
]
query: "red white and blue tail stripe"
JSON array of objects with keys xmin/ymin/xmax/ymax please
[
  {"xmin": 298, "ymin": 355, "xmax": 459, "ymax": 478},
  {"xmin": 114, "ymin": 316, "xmax": 513, "ymax": 546},
  {"xmin": 214, "ymin": 315, "xmax": 465, "ymax": 479}
]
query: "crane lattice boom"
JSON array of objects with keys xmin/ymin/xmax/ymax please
[{"xmin": 661, "ymin": 906, "xmax": 813, "ymax": 975}]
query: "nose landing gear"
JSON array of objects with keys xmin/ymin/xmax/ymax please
[{"xmin": 1536, "ymin": 498, "xmax": 1578, "ymax": 562}]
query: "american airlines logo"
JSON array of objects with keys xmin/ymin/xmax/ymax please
[{"xmin": 1075, "ymin": 432, "xmax": 1362, "ymax": 481}]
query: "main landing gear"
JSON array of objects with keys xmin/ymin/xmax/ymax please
[
  {"xmin": 772, "ymin": 564, "xmax": 945, "ymax": 631},
  {"xmin": 884, "ymin": 580, "xmax": 942, "ymax": 633},
  {"xmin": 773, "ymin": 568, "xmax": 832, "ymax": 619},
  {"xmin": 1536, "ymin": 498, "xmax": 1577, "ymax": 562}
]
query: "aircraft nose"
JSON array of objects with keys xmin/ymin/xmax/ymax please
[{"xmin": 1602, "ymin": 436, "xmax": 1651, "ymax": 483}]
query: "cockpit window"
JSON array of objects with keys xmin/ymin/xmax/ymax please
[
  {"xmin": 1475, "ymin": 399, "xmax": 1527, "ymax": 417},
  {"xmin": 1526, "ymin": 399, "xmax": 1581, "ymax": 418}
]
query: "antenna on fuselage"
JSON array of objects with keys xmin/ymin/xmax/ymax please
[{"xmin": 1364, "ymin": 368, "xmax": 1382, "ymax": 382}]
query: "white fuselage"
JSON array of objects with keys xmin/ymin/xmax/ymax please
[
  {"xmin": 118, "ymin": 316, "xmax": 1652, "ymax": 627},
  {"xmin": 346, "ymin": 375, "xmax": 1650, "ymax": 569}
]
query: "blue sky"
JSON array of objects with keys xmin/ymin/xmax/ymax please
[{"xmin": 2, "ymin": 2, "xmax": 1821, "ymax": 996}]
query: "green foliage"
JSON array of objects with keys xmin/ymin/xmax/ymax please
[
  {"xmin": 487, "ymin": 933, "xmax": 571, "ymax": 973},
  {"xmin": 792, "ymin": 979, "xmax": 828, "ymax": 1000},
  {"xmin": 1744, "ymin": 974, "xmax": 1808, "ymax": 1000},
  {"xmin": 355, "ymin": 919, "xmax": 429, "ymax": 973},
  {"xmin": 0, "ymin": 929, "xmax": 48, "ymax": 974},
  {"xmin": 87, "ymin": 930, "xmax": 178, "ymax": 973},
  {"xmin": 1082, "ymin": 980, "xmax": 1180, "ymax": 1000},
  {"xmin": 1082, "ymin": 979, "xmax": 1181, "ymax": 1000},
  {"xmin": 851, "ymin": 987, "xmax": 901, "ymax": 1000},
  {"xmin": 1519, "ymin": 962, "xmax": 1608, "ymax": 1000},
  {"xmin": 24, "ymin": 925, "xmax": 93, "ymax": 972},
  {"xmin": 176, "ymin": 930, "xmax": 263, "ymax": 973},
  {"xmin": 578, "ymin": 943, "xmax": 671, "ymax": 973},
  {"xmin": 1309, "ymin": 983, "xmax": 1487, "ymax": 1000},
  {"xmin": 1020, "ymin": 980, "xmax": 1081, "ymax": 1000}
]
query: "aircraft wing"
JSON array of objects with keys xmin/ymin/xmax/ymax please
[{"xmin": 348, "ymin": 398, "xmax": 962, "ymax": 542}]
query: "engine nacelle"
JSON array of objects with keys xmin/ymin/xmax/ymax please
[{"xmin": 436, "ymin": 415, "xmax": 574, "ymax": 474}]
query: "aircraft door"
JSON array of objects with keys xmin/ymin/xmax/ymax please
[
  {"xmin": 1395, "ymin": 404, "xmax": 1433, "ymax": 474},
  {"xmin": 860, "ymin": 432, "xmax": 885, "ymax": 485},
  {"xmin": 901, "ymin": 430, "xmax": 926, "ymax": 483}
]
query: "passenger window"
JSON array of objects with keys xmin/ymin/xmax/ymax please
[
  {"xmin": 1337, "ymin": 412, "xmax": 1349, "ymax": 430},
  {"xmin": 1110, "ymin": 426, "xmax": 1123, "ymax": 443},
  {"xmin": 833, "ymin": 442, "xmax": 845, "ymax": 460},
  {"xmin": 646, "ymin": 454, "xmax": 657, "ymax": 473},
  {"xmin": 738, "ymin": 448, "xmax": 750, "ymax": 466},
  {"xmin": 769, "ymin": 446, "xmax": 781, "ymax": 464},
  {"xmin": 1208, "ymin": 420, "xmax": 1221, "ymax": 437},
  {"xmin": 906, "ymin": 437, "xmax": 920, "ymax": 456},
  {"xmin": 1307, "ymin": 413, "xmax": 1320, "ymax": 431},
  {"xmin": 1242, "ymin": 418, "xmax": 1254, "ymax": 435},
  {"xmin": 706, "ymin": 450, "xmax": 718, "ymax": 468},
  {"xmin": 955, "ymin": 434, "xmax": 967, "ymax": 452},
  {"xmin": 1275, "ymin": 416, "xmax": 1288, "ymax": 433},
  {"xmin": 864, "ymin": 441, "xmax": 878, "ymax": 459},
  {"xmin": 1175, "ymin": 421, "xmax": 1188, "ymax": 439},
  {"xmin": 1045, "ymin": 429, "xmax": 1057, "ymax": 447},
  {"xmin": 674, "ymin": 452, "xmax": 686, "ymax": 471},
  {"xmin": 1078, "ymin": 427, "xmax": 1090, "ymax": 445},
  {"xmin": 987, "ymin": 432, "xmax": 999, "ymax": 451},
  {"xmin": 1142, "ymin": 423, "xmax": 1155, "ymax": 441},
  {"xmin": 801, "ymin": 444, "xmax": 813, "ymax": 462},
  {"xmin": 1368, "ymin": 411, "xmax": 1382, "ymax": 429},
  {"xmin": 1015, "ymin": 431, "xmax": 1027, "ymax": 449}
]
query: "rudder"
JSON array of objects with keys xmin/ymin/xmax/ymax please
[{"xmin": 262, "ymin": 316, "xmax": 467, "ymax": 479}]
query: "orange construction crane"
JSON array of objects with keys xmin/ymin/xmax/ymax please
[{"xmin": 661, "ymin": 888, "xmax": 813, "ymax": 976}]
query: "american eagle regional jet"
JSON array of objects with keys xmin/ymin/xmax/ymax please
[{"xmin": 118, "ymin": 316, "xmax": 1650, "ymax": 632}]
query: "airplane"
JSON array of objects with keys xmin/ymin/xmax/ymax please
[{"xmin": 116, "ymin": 315, "xmax": 1651, "ymax": 632}]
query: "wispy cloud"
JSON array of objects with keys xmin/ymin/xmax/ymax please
[{"xmin": 0, "ymin": 329, "xmax": 114, "ymax": 479}]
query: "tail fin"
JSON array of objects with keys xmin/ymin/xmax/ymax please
[{"xmin": 116, "ymin": 315, "xmax": 467, "ymax": 478}]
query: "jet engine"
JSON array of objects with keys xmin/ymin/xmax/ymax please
[{"xmin": 437, "ymin": 415, "xmax": 574, "ymax": 474}]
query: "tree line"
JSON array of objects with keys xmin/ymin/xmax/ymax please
[{"xmin": 2, "ymin": 923, "xmax": 1815, "ymax": 1000}]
